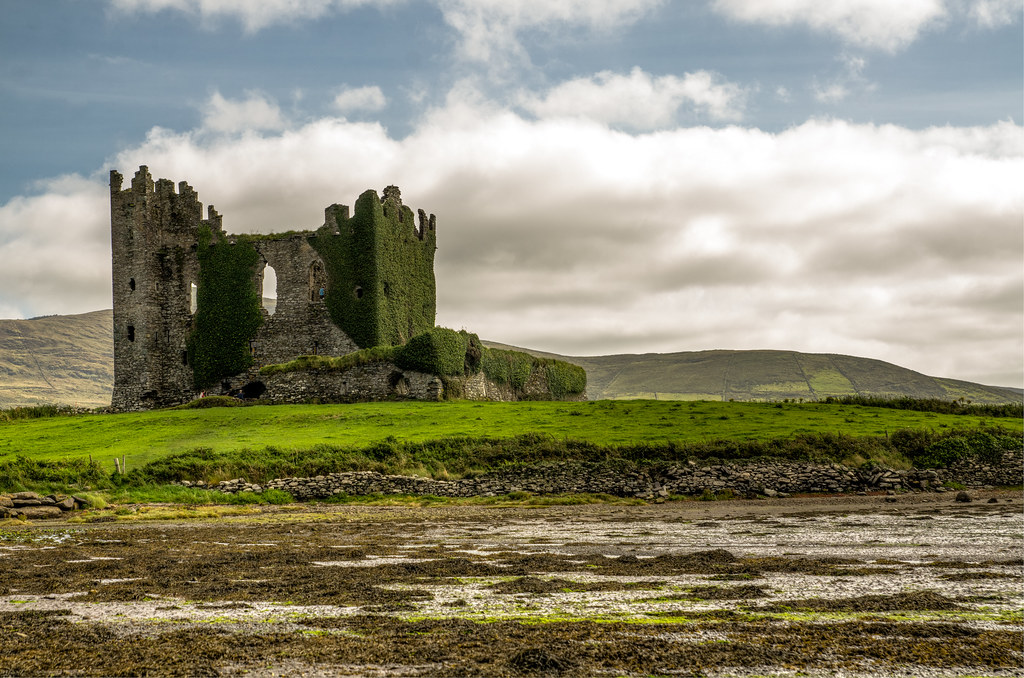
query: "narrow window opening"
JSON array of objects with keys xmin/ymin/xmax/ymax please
[
  {"xmin": 189, "ymin": 282, "xmax": 197, "ymax": 314},
  {"xmin": 129, "ymin": 278, "xmax": 136, "ymax": 291},
  {"xmin": 313, "ymin": 341, "xmax": 319, "ymax": 356},
  {"xmin": 261, "ymin": 263, "xmax": 277, "ymax": 315},
  {"xmin": 354, "ymin": 286, "xmax": 364, "ymax": 300},
  {"xmin": 127, "ymin": 325, "xmax": 135, "ymax": 342},
  {"xmin": 181, "ymin": 351, "xmax": 188, "ymax": 366},
  {"xmin": 309, "ymin": 261, "xmax": 327, "ymax": 303}
]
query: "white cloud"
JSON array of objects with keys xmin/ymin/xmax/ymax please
[
  {"xmin": 812, "ymin": 54, "xmax": 874, "ymax": 104},
  {"xmin": 967, "ymin": 0, "xmax": 1021, "ymax": 28},
  {"xmin": 435, "ymin": 0, "xmax": 664, "ymax": 67},
  {"xmin": 813, "ymin": 83, "xmax": 850, "ymax": 104},
  {"xmin": 107, "ymin": 0, "xmax": 404, "ymax": 32},
  {"xmin": 201, "ymin": 91, "xmax": 287, "ymax": 133},
  {"xmin": 108, "ymin": 0, "xmax": 664, "ymax": 68},
  {"xmin": 2, "ymin": 96, "xmax": 1021, "ymax": 386},
  {"xmin": 333, "ymin": 85, "xmax": 388, "ymax": 114},
  {"xmin": 711, "ymin": 0, "xmax": 1020, "ymax": 50},
  {"xmin": 711, "ymin": 0, "xmax": 947, "ymax": 50},
  {"xmin": 518, "ymin": 68, "xmax": 746, "ymax": 129},
  {"xmin": 0, "ymin": 176, "xmax": 111, "ymax": 318}
]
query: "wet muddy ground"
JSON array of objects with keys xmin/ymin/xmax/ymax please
[{"xmin": 1, "ymin": 491, "xmax": 1021, "ymax": 676}]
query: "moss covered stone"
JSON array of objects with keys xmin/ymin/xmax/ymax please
[
  {"xmin": 311, "ymin": 188, "xmax": 436, "ymax": 349},
  {"xmin": 187, "ymin": 227, "xmax": 263, "ymax": 389}
]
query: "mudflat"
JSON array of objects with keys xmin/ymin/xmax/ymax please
[{"xmin": 1, "ymin": 491, "xmax": 1021, "ymax": 676}]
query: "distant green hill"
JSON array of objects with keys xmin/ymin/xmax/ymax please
[
  {"xmin": 0, "ymin": 310, "xmax": 1017, "ymax": 408},
  {"xmin": 0, "ymin": 310, "xmax": 113, "ymax": 409},
  {"xmin": 483, "ymin": 343, "xmax": 1021, "ymax": 404}
]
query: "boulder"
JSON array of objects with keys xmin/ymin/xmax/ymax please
[
  {"xmin": 17, "ymin": 506, "xmax": 63, "ymax": 520},
  {"xmin": 954, "ymin": 491, "xmax": 972, "ymax": 503}
]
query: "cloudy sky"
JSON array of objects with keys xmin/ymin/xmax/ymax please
[{"xmin": 1, "ymin": 0, "xmax": 1021, "ymax": 387}]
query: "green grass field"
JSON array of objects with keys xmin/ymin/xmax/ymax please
[{"xmin": 1, "ymin": 399, "xmax": 1018, "ymax": 470}]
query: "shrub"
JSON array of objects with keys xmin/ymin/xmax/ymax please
[
  {"xmin": 481, "ymin": 349, "xmax": 534, "ymax": 390},
  {"xmin": 395, "ymin": 327, "xmax": 467, "ymax": 376},
  {"xmin": 543, "ymin": 360, "xmax": 587, "ymax": 397}
]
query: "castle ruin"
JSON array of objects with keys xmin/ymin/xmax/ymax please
[{"xmin": 110, "ymin": 166, "xmax": 436, "ymax": 411}]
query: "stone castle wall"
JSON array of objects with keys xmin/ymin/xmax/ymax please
[
  {"xmin": 258, "ymin": 361, "xmax": 587, "ymax": 403},
  {"xmin": 109, "ymin": 167, "xmax": 435, "ymax": 411}
]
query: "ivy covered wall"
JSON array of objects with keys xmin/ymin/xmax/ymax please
[
  {"xmin": 311, "ymin": 188, "xmax": 436, "ymax": 349},
  {"xmin": 186, "ymin": 226, "xmax": 263, "ymax": 389}
]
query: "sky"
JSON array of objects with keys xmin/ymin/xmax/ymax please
[{"xmin": 0, "ymin": 0, "xmax": 1021, "ymax": 388}]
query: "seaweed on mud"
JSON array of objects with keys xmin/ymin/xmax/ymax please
[
  {"xmin": 661, "ymin": 584, "xmax": 769, "ymax": 601},
  {"xmin": 761, "ymin": 591, "xmax": 963, "ymax": 612},
  {"xmin": 507, "ymin": 647, "xmax": 572, "ymax": 674},
  {"xmin": 488, "ymin": 576, "xmax": 662, "ymax": 594},
  {"xmin": 940, "ymin": 571, "xmax": 1016, "ymax": 581},
  {"xmin": 4, "ymin": 613, "xmax": 1019, "ymax": 677}
]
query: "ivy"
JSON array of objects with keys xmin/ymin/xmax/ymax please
[
  {"xmin": 187, "ymin": 226, "xmax": 263, "ymax": 389},
  {"xmin": 481, "ymin": 349, "xmax": 534, "ymax": 390},
  {"xmin": 258, "ymin": 326, "xmax": 588, "ymax": 400},
  {"xmin": 310, "ymin": 189, "xmax": 436, "ymax": 349},
  {"xmin": 395, "ymin": 327, "xmax": 467, "ymax": 376},
  {"xmin": 543, "ymin": 359, "xmax": 588, "ymax": 398}
]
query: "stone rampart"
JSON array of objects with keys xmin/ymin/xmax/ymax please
[{"xmin": 197, "ymin": 450, "xmax": 1022, "ymax": 500}]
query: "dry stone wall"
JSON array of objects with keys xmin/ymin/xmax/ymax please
[
  {"xmin": 0, "ymin": 491, "xmax": 89, "ymax": 519},
  {"xmin": 199, "ymin": 450, "xmax": 1023, "ymax": 500}
]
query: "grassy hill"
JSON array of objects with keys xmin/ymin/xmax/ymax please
[
  {"xmin": 484, "ymin": 343, "xmax": 1021, "ymax": 404},
  {"xmin": 0, "ymin": 310, "xmax": 112, "ymax": 409},
  {"xmin": 0, "ymin": 310, "xmax": 1018, "ymax": 408}
]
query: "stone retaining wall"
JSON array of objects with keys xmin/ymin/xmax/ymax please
[
  {"xmin": 195, "ymin": 450, "xmax": 1023, "ymax": 500},
  {"xmin": 259, "ymin": 362, "xmax": 586, "ymax": 404}
]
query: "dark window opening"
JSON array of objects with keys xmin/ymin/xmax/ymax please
[
  {"xmin": 313, "ymin": 341, "xmax": 319, "ymax": 356},
  {"xmin": 383, "ymin": 282, "xmax": 391, "ymax": 297},
  {"xmin": 241, "ymin": 381, "xmax": 266, "ymax": 399},
  {"xmin": 181, "ymin": 351, "xmax": 188, "ymax": 366},
  {"xmin": 354, "ymin": 286, "xmax": 364, "ymax": 299},
  {"xmin": 389, "ymin": 371, "xmax": 410, "ymax": 396},
  {"xmin": 129, "ymin": 278, "xmax": 136, "ymax": 291},
  {"xmin": 127, "ymin": 325, "xmax": 135, "ymax": 342},
  {"xmin": 309, "ymin": 261, "xmax": 327, "ymax": 303}
]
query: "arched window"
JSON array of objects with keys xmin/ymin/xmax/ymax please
[{"xmin": 261, "ymin": 264, "xmax": 277, "ymax": 315}]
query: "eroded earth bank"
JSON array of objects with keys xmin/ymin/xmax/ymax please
[{"xmin": 1, "ymin": 492, "xmax": 1022, "ymax": 677}]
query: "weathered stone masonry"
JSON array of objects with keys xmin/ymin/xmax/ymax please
[
  {"xmin": 197, "ymin": 450, "xmax": 1022, "ymax": 500},
  {"xmin": 110, "ymin": 167, "xmax": 435, "ymax": 411}
]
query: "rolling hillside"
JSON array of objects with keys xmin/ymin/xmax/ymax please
[
  {"xmin": 0, "ymin": 310, "xmax": 113, "ymax": 409},
  {"xmin": 0, "ymin": 310, "xmax": 1018, "ymax": 408},
  {"xmin": 483, "ymin": 343, "xmax": 1022, "ymax": 404}
]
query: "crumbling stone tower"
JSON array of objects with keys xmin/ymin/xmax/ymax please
[{"xmin": 110, "ymin": 166, "xmax": 436, "ymax": 411}]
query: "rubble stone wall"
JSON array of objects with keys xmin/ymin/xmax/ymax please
[{"xmin": 198, "ymin": 450, "xmax": 1023, "ymax": 500}]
